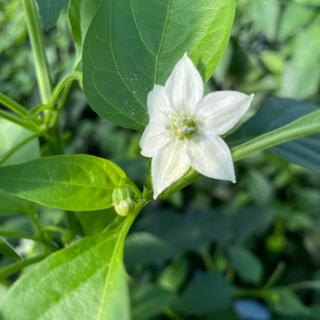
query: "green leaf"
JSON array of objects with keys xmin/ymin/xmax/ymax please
[
  {"xmin": 83, "ymin": 0, "xmax": 235, "ymax": 131},
  {"xmin": 68, "ymin": 0, "xmax": 102, "ymax": 60},
  {"xmin": 124, "ymin": 232, "xmax": 181, "ymax": 269},
  {"xmin": 0, "ymin": 118, "xmax": 41, "ymax": 167},
  {"xmin": 226, "ymin": 246, "xmax": 264, "ymax": 284},
  {"xmin": 227, "ymin": 97, "xmax": 320, "ymax": 173},
  {"xmin": 247, "ymin": 0, "xmax": 280, "ymax": 40},
  {"xmin": 174, "ymin": 272, "xmax": 233, "ymax": 315},
  {"xmin": 280, "ymin": 24, "xmax": 320, "ymax": 99},
  {"xmin": 293, "ymin": 0, "xmax": 320, "ymax": 5},
  {"xmin": 35, "ymin": 0, "xmax": 70, "ymax": 31},
  {"xmin": 271, "ymin": 288, "xmax": 310, "ymax": 316},
  {"xmin": 0, "ymin": 155, "xmax": 126, "ymax": 211},
  {"xmin": 279, "ymin": 2, "xmax": 314, "ymax": 41},
  {"xmin": 0, "ymin": 239, "xmax": 21, "ymax": 261},
  {"xmin": 131, "ymin": 284, "xmax": 175, "ymax": 320},
  {"xmin": 0, "ymin": 208, "xmax": 143, "ymax": 320},
  {"xmin": 26, "ymin": 103, "xmax": 53, "ymax": 121},
  {"xmin": 0, "ymin": 189, "xmax": 37, "ymax": 216}
]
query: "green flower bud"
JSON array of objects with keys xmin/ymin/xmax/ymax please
[{"xmin": 112, "ymin": 186, "xmax": 135, "ymax": 216}]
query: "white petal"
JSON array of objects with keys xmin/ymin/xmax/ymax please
[
  {"xmin": 188, "ymin": 131, "xmax": 236, "ymax": 183},
  {"xmin": 165, "ymin": 53, "xmax": 203, "ymax": 115},
  {"xmin": 195, "ymin": 91, "xmax": 254, "ymax": 135},
  {"xmin": 147, "ymin": 84, "xmax": 176, "ymax": 124},
  {"xmin": 140, "ymin": 122, "xmax": 169, "ymax": 158},
  {"xmin": 152, "ymin": 139, "xmax": 191, "ymax": 199}
]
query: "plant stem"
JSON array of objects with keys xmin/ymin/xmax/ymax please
[
  {"xmin": 0, "ymin": 231, "xmax": 37, "ymax": 241},
  {"xmin": 263, "ymin": 261, "xmax": 286, "ymax": 289},
  {"xmin": 22, "ymin": 0, "xmax": 52, "ymax": 105},
  {"xmin": 286, "ymin": 281, "xmax": 320, "ymax": 292},
  {"xmin": 102, "ymin": 216, "xmax": 126, "ymax": 233},
  {"xmin": 0, "ymin": 109, "xmax": 40, "ymax": 131},
  {"xmin": 65, "ymin": 211, "xmax": 80, "ymax": 238},
  {"xmin": 0, "ymin": 93, "xmax": 28, "ymax": 118},
  {"xmin": 0, "ymin": 253, "xmax": 49, "ymax": 280},
  {"xmin": 0, "ymin": 127, "xmax": 48, "ymax": 166},
  {"xmin": 233, "ymin": 288, "xmax": 272, "ymax": 300},
  {"xmin": 163, "ymin": 308, "xmax": 184, "ymax": 320}
]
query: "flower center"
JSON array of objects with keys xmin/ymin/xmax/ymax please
[{"xmin": 171, "ymin": 116, "xmax": 196, "ymax": 140}]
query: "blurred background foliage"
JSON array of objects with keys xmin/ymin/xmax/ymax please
[{"xmin": 1, "ymin": 0, "xmax": 320, "ymax": 319}]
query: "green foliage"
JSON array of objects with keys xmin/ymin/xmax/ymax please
[
  {"xmin": 35, "ymin": 0, "xmax": 70, "ymax": 31},
  {"xmin": 0, "ymin": 222, "xmax": 133, "ymax": 320},
  {"xmin": 0, "ymin": 155, "xmax": 126, "ymax": 211},
  {"xmin": 0, "ymin": 239, "xmax": 21, "ymax": 260},
  {"xmin": 226, "ymin": 246, "xmax": 264, "ymax": 284},
  {"xmin": 83, "ymin": 0, "xmax": 235, "ymax": 131}
]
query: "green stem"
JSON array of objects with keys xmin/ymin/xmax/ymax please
[
  {"xmin": 163, "ymin": 308, "xmax": 184, "ymax": 320},
  {"xmin": 44, "ymin": 127, "xmax": 64, "ymax": 155},
  {"xmin": 45, "ymin": 72, "xmax": 82, "ymax": 125},
  {"xmin": 0, "ymin": 231, "xmax": 37, "ymax": 241},
  {"xmin": 22, "ymin": 0, "xmax": 52, "ymax": 104},
  {"xmin": 65, "ymin": 211, "xmax": 80, "ymax": 239},
  {"xmin": 286, "ymin": 281, "xmax": 320, "ymax": 292},
  {"xmin": 0, "ymin": 109, "xmax": 40, "ymax": 132},
  {"xmin": 263, "ymin": 261, "xmax": 286, "ymax": 289},
  {"xmin": 0, "ymin": 93, "xmax": 28, "ymax": 118},
  {"xmin": 233, "ymin": 288, "xmax": 272, "ymax": 300},
  {"xmin": 159, "ymin": 108, "xmax": 320, "ymax": 199},
  {"xmin": 0, "ymin": 253, "xmax": 49, "ymax": 280},
  {"xmin": 0, "ymin": 127, "xmax": 48, "ymax": 166},
  {"xmin": 102, "ymin": 216, "xmax": 126, "ymax": 233}
]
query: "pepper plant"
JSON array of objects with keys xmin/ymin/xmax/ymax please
[{"xmin": 0, "ymin": 0, "xmax": 320, "ymax": 319}]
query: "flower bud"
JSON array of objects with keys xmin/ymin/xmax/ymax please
[{"xmin": 112, "ymin": 186, "xmax": 135, "ymax": 216}]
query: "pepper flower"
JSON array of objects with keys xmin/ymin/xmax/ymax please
[{"xmin": 140, "ymin": 53, "xmax": 254, "ymax": 199}]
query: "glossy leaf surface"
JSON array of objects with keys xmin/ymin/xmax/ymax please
[
  {"xmin": 0, "ymin": 155, "xmax": 126, "ymax": 211},
  {"xmin": 83, "ymin": 0, "xmax": 235, "ymax": 131}
]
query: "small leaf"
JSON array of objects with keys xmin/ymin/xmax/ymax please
[
  {"xmin": 83, "ymin": 0, "xmax": 235, "ymax": 131},
  {"xmin": 131, "ymin": 284, "xmax": 175, "ymax": 320},
  {"xmin": 0, "ymin": 219, "xmax": 134, "ymax": 320},
  {"xmin": 0, "ymin": 239, "xmax": 21, "ymax": 261},
  {"xmin": 26, "ymin": 103, "xmax": 53, "ymax": 121},
  {"xmin": 36, "ymin": 0, "xmax": 70, "ymax": 31},
  {"xmin": 226, "ymin": 246, "xmax": 264, "ymax": 284},
  {"xmin": 174, "ymin": 272, "xmax": 233, "ymax": 315},
  {"xmin": 0, "ymin": 155, "xmax": 126, "ymax": 211},
  {"xmin": 68, "ymin": 0, "xmax": 102, "ymax": 60}
]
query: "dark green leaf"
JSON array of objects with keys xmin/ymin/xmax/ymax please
[
  {"xmin": 226, "ymin": 246, "xmax": 264, "ymax": 284},
  {"xmin": 0, "ymin": 220, "xmax": 134, "ymax": 320},
  {"xmin": 0, "ymin": 155, "xmax": 126, "ymax": 211},
  {"xmin": 271, "ymin": 288, "xmax": 310, "ymax": 316},
  {"xmin": 0, "ymin": 189, "xmax": 37, "ymax": 216},
  {"xmin": 36, "ymin": 0, "xmax": 70, "ymax": 31},
  {"xmin": 124, "ymin": 232, "xmax": 181, "ymax": 269},
  {"xmin": 0, "ymin": 239, "xmax": 21, "ymax": 261},
  {"xmin": 174, "ymin": 272, "xmax": 233, "ymax": 315},
  {"xmin": 131, "ymin": 284, "xmax": 175, "ymax": 320},
  {"xmin": 227, "ymin": 97, "xmax": 320, "ymax": 173},
  {"xmin": 68, "ymin": 0, "xmax": 102, "ymax": 60},
  {"xmin": 206, "ymin": 308, "xmax": 241, "ymax": 320},
  {"xmin": 83, "ymin": 0, "xmax": 235, "ymax": 131}
]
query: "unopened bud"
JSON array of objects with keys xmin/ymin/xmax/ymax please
[{"xmin": 112, "ymin": 186, "xmax": 135, "ymax": 216}]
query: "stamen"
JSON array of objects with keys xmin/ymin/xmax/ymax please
[{"xmin": 171, "ymin": 115, "xmax": 196, "ymax": 140}]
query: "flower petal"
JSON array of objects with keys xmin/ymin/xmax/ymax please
[
  {"xmin": 196, "ymin": 91, "xmax": 254, "ymax": 135},
  {"xmin": 152, "ymin": 139, "xmax": 191, "ymax": 199},
  {"xmin": 140, "ymin": 122, "xmax": 170, "ymax": 158},
  {"xmin": 165, "ymin": 53, "xmax": 203, "ymax": 115},
  {"xmin": 188, "ymin": 131, "xmax": 236, "ymax": 183},
  {"xmin": 148, "ymin": 84, "xmax": 175, "ymax": 124}
]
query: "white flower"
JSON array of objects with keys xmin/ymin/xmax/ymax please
[{"xmin": 140, "ymin": 53, "xmax": 254, "ymax": 199}]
